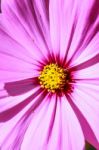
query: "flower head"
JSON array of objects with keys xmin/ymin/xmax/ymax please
[{"xmin": 0, "ymin": 0, "xmax": 99, "ymax": 150}]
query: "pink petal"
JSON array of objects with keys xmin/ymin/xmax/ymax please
[
  {"xmin": 0, "ymin": 89, "xmax": 47, "ymax": 149},
  {"xmin": 21, "ymin": 94, "xmax": 56, "ymax": 150},
  {"xmin": 47, "ymin": 97, "xmax": 61, "ymax": 150},
  {"xmin": 74, "ymin": 63, "xmax": 99, "ymax": 79},
  {"xmin": 49, "ymin": 0, "xmax": 75, "ymax": 59},
  {"xmin": 69, "ymin": 85, "xmax": 99, "ymax": 149},
  {"xmin": 4, "ymin": 78, "xmax": 38, "ymax": 96},
  {"xmin": 59, "ymin": 0, "xmax": 78, "ymax": 60},
  {"xmin": 0, "ymin": 113, "xmax": 24, "ymax": 146},
  {"xmin": 21, "ymin": 94, "xmax": 85, "ymax": 150},
  {"xmin": 0, "ymin": 110, "xmax": 34, "ymax": 149},
  {"xmin": 0, "ymin": 90, "xmax": 40, "ymax": 144},
  {"xmin": 49, "ymin": 0, "xmax": 60, "ymax": 54},
  {"xmin": 0, "ymin": 83, "xmax": 8, "ymax": 99},
  {"xmin": 0, "ymin": 86, "xmax": 39, "ymax": 112},
  {"xmin": 0, "ymin": 28, "xmax": 41, "ymax": 82},
  {"xmin": 31, "ymin": 0, "xmax": 52, "ymax": 51},
  {"xmin": 70, "ymin": 31, "xmax": 99, "ymax": 67},
  {"xmin": 0, "ymin": 87, "xmax": 42, "ymax": 122},
  {"xmin": 61, "ymin": 96, "xmax": 85, "ymax": 150},
  {"xmin": 1, "ymin": 0, "xmax": 50, "ymax": 59},
  {"xmin": 66, "ymin": 0, "xmax": 98, "ymax": 63}
]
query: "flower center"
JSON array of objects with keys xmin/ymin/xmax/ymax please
[{"xmin": 39, "ymin": 63, "xmax": 68, "ymax": 93}]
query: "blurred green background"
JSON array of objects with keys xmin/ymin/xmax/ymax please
[{"xmin": 85, "ymin": 142, "xmax": 96, "ymax": 150}]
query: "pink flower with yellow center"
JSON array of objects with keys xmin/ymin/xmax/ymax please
[{"xmin": 0, "ymin": 0, "xmax": 99, "ymax": 150}]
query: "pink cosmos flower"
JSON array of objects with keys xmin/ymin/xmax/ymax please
[{"xmin": 0, "ymin": 0, "xmax": 99, "ymax": 149}]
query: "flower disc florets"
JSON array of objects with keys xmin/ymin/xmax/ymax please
[{"xmin": 39, "ymin": 63, "xmax": 68, "ymax": 93}]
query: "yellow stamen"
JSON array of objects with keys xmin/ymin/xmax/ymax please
[{"xmin": 38, "ymin": 63, "xmax": 67, "ymax": 93}]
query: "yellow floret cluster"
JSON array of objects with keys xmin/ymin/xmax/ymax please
[{"xmin": 39, "ymin": 63, "xmax": 67, "ymax": 93}]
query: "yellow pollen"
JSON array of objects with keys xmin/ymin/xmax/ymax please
[{"xmin": 38, "ymin": 64, "xmax": 67, "ymax": 93}]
